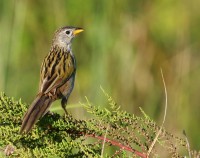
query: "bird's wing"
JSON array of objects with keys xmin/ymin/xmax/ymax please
[{"xmin": 39, "ymin": 48, "xmax": 76, "ymax": 94}]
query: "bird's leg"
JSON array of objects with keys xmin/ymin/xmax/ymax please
[{"xmin": 61, "ymin": 97, "xmax": 69, "ymax": 116}]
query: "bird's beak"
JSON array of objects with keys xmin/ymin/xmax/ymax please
[{"xmin": 73, "ymin": 28, "xmax": 84, "ymax": 36}]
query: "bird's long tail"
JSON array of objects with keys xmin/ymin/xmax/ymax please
[{"xmin": 20, "ymin": 93, "xmax": 53, "ymax": 134}]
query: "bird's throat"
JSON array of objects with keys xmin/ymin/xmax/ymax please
[{"xmin": 54, "ymin": 42, "xmax": 72, "ymax": 52}]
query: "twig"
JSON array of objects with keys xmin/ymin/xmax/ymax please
[
  {"xmin": 147, "ymin": 68, "xmax": 168, "ymax": 157},
  {"xmin": 101, "ymin": 125, "xmax": 109, "ymax": 157},
  {"xmin": 86, "ymin": 134, "xmax": 147, "ymax": 158},
  {"xmin": 183, "ymin": 130, "xmax": 191, "ymax": 158}
]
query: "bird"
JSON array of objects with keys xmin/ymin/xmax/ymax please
[{"xmin": 20, "ymin": 26, "xmax": 84, "ymax": 134}]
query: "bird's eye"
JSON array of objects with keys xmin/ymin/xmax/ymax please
[{"xmin": 65, "ymin": 30, "xmax": 70, "ymax": 35}]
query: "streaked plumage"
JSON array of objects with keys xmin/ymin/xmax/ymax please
[{"xmin": 20, "ymin": 26, "xmax": 83, "ymax": 134}]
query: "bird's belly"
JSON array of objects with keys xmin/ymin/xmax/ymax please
[{"xmin": 59, "ymin": 75, "xmax": 75, "ymax": 98}]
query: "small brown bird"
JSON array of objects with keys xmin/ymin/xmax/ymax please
[{"xmin": 20, "ymin": 26, "xmax": 84, "ymax": 134}]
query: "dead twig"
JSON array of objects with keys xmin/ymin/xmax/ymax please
[{"xmin": 147, "ymin": 68, "xmax": 168, "ymax": 157}]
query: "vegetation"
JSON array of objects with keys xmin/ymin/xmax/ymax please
[
  {"xmin": 1, "ymin": 0, "xmax": 200, "ymax": 156},
  {"xmin": 0, "ymin": 91, "xmax": 199, "ymax": 157}
]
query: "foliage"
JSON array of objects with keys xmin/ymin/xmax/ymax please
[
  {"xmin": 1, "ymin": 0, "xmax": 200, "ymax": 149},
  {"xmin": 0, "ymin": 91, "xmax": 199, "ymax": 157}
]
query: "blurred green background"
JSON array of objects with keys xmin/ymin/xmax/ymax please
[{"xmin": 1, "ymin": 0, "xmax": 200, "ymax": 150}]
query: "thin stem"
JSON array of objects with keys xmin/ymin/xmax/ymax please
[{"xmin": 86, "ymin": 134, "xmax": 147, "ymax": 158}]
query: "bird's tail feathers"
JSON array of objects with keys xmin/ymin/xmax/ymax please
[{"xmin": 20, "ymin": 93, "xmax": 52, "ymax": 134}]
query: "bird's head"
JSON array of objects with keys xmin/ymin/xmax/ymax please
[{"xmin": 52, "ymin": 26, "xmax": 84, "ymax": 50}]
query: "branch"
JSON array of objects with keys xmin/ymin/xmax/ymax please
[{"xmin": 86, "ymin": 134, "xmax": 147, "ymax": 158}]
